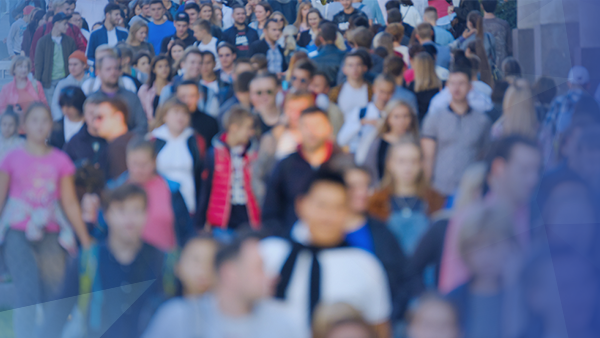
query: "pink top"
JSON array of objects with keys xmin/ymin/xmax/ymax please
[
  {"xmin": 0, "ymin": 147, "xmax": 75, "ymax": 232},
  {"xmin": 0, "ymin": 78, "xmax": 48, "ymax": 114},
  {"xmin": 141, "ymin": 175, "xmax": 176, "ymax": 251},
  {"xmin": 429, "ymin": 0, "xmax": 451, "ymax": 18}
]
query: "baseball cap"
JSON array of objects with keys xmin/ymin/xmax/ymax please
[
  {"xmin": 568, "ymin": 66, "xmax": 590, "ymax": 85},
  {"xmin": 175, "ymin": 11, "xmax": 190, "ymax": 23},
  {"xmin": 69, "ymin": 50, "xmax": 88, "ymax": 65},
  {"xmin": 52, "ymin": 12, "xmax": 72, "ymax": 24},
  {"xmin": 23, "ymin": 5, "xmax": 35, "ymax": 16}
]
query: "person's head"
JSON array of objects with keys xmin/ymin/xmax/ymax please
[
  {"xmin": 214, "ymin": 234, "xmax": 268, "ymax": 304},
  {"xmin": 422, "ymin": 6, "xmax": 438, "ymax": 25},
  {"xmin": 283, "ymin": 91, "xmax": 315, "ymax": 129},
  {"xmin": 381, "ymin": 139, "xmax": 426, "ymax": 195},
  {"xmin": 448, "ymin": 55, "xmax": 473, "ymax": 103},
  {"xmin": 29, "ymin": 10, "xmax": 46, "ymax": 31},
  {"xmin": 176, "ymin": 80, "xmax": 201, "ymax": 112},
  {"xmin": 116, "ymin": 43, "xmax": 134, "ymax": 69},
  {"xmin": 212, "ymin": 5, "xmax": 223, "ymax": 26},
  {"xmin": 176, "ymin": 237, "xmax": 218, "ymax": 295},
  {"xmin": 383, "ymin": 55, "xmax": 406, "ymax": 83},
  {"xmin": 23, "ymin": 103, "xmax": 53, "ymax": 143},
  {"xmin": 250, "ymin": 73, "xmax": 279, "ymax": 111},
  {"xmin": 342, "ymin": 50, "xmax": 368, "ymax": 82},
  {"xmin": 501, "ymin": 79, "xmax": 539, "ymax": 139},
  {"xmin": 264, "ymin": 18, "xmax": 283, "ymax": 43},
  {"xmin": 126, "ymin": 137, "xmax": 157, "ymax": 184},
  {"xmin": 532, "ymin": 76, "xmax": 557, "ymax": 106},
  {"xmin": 415, "ymin": 23, "xmax": 433, "ymax": 43},
  {"xmin": 191, "ymin": 18, "xmax": 211, "ymax": 40},
  {"xmin": 149, "ymin": 0, "xmax": 165, "ymax": 21},
  {"xmin": 224, "ymin": 106, "xmax": 256, "ymax": 146},
  {"xmin": 299, "ymin": 107, "xmax": 332, "ymax": 151},
  {"xmin": 92, "ymin": 22, "xmax": 103, "ymax": 31},
  {"xmin": 67, "ymin": 50, "xmax": 88, "ymax": 78},
  {"xmin": 0, "ymin": 110, "xmax": 19, "ymax": 139},
  {"xmin": 344, "ymin": 166, "xmax": 371, "ymax": 214},
  {"xmin": 249, "ymin": 54, "xmax": 268, "ymax": 71},
  {"xmin": 318, "ymin": 22, "xmax": 337, "ymax": 45},
  {"xmin": 82, "ymin": 96, "xmax": 103, "ymax": 136},
  {"xmin": 97, "ymin": 55, "xmax": 121, "ymax": 89},
  {"xmin": 386, "ymin": 8, "xmax": 403, "ymax": 25},
  {"xmin": 69, "ymin": 12, "xmax": 83, "ymax": 28},
  {"xmin": 233, "ymin": 71, "xmax": 255, "ymax": 101},
  {"xmin": 199, "ymin": 3, "xmax": 213, "ymax": 21},
  {"xmin": 233, "ymin": 58, "xmax": 253, "ymax": 79},
  {"xmin": 180, "ymin": 48, "xmax": 203, "ymax": 79},
  {"xmin": 485, "ymin": 136, "xmax": 541, "ymax": 205},
  {"xmin": 133, "ymin": 52, "xmax": 151, "ymax": 75},
  {"xmin": 297, "ymin": 171, "xmax": 348, "ymax": 246},
  {"xmin": 466, "ymin": 10, "xmax": 482, "ymax": 33},
  {"xmin": 309, "ymin": 72, "xmax": 331, "ymax": 95},
  {"xmin": 373, "ymin": 74, "xmax": 395, "ymax": 107},
  {"xmin": 300, "ymin": 8, "xmax": 319, "ymax": 31},
  {"xmin": 413, "ymin": 52, "xmax": 441, "ymax": 92},
  {"xmin": 52, "ymin": 13, "xmax": 70, "ymax": 34},
  {"xmin": 94, "ymin": 98, "xmax": 129, "ymax": 140},
  {"xmin": 139, "ymin": 0, "xmax": 152, "ymax": 17},
  {"xmin": 217, "ymin": 43, "xmax": 237, "ymax": 70},
  {"xmin": 480, "ymin": 0, "xmax": 498, "ymax": 14},
  {"xmin": 200, "ymin": 51, "xmax": 217, "ymax": 78},
  {"xmin": 185, "ymin": 3, "xmax": 200, "ymax": 23},
  {"xmin": 459, "ymin": 204, "xmax": 516, "ymax": 282},
  {"xmin": 170, "ymin": 41, "xmax": 187, "ymax": 68},
  {"xmin": 291, "ymin": 60, "xmax": 316, "ymax": 92},
  {"xmin": 406, "ymin": 293, "xmax": 460, "ymax": 338},
  {"xmin": 501, "ymin": 57, "xmax": 522, "ymax": 82},
  {"xmin": 103, "ymin": 184, "xmax": 148, "ymax": 244},
  {"xmin": 174, "ymin": 12, "xmax": 190, "ymax": 37},
  {"xmin": 408, "ymin": 44, "xmax": 425, "ymax": 63},
  {"xmin": 10, "ymin": 56, "xmax": 31, "ymax": 80},
  {"xmin": 313, "ymin": 303, "xmax": 364, "ymax": 338},
  {"xmin": 59, "ymin": 86, "xmax": 86, "ymax": 122},
  {"xmin": 232, "ymin": 5, "xmax": 247, "ymax": 25},
  {"xmin": 53, "ymin": 0, "xmax": 72, "ymax": 16},
  {"xmin": 104, "ymin": 3, "xmax": 122, "ymax": 27},
  {"xmin": 347, "ymin": 27, "xmax": 372, "ymax": 49},
  {"xmin": 269, "ymin": 11, "xmax": 288, "ymax": 30},
  {"xmin": 147, "ymin": 54, "xmax": 172, "ymax": 88},
  {"xmin": 567, "ymin": 65, "xmax": 590, "ymax": 90},
  {"xmin": 385, "ymin": 23, "xmax": 405, "ymax": 45},
  {"xmin": 324, "ymin": 319, "xmax": 376, "ymax": 338},
  {"xmin": 380, "ymin": 100, "xmax": 418, "ymax": 137},
  {"xmin": 254, "ymin": 1, "xmax": 272, "ymax": 22},
  {"xmin": 153, "ymin": 98, "xmax": 190, "ymax": 135},
  {"xmin": 340, "ymin": 0, "xmax": 353, "ymax": 10},
  {"xmin": 95, "ymin": 45, "xmax": 117, "ymax": 64},
  {"xmin": 373, "ymin": 32, "xmax": 394, "ymax": 56}
]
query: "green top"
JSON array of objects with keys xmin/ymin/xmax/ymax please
[{"xmin": 51, "ymin": 38, "xmax": 66, "ymax": 81}]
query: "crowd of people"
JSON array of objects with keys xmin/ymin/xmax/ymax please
[{"xmin": 0, "ymin": 0, "xmax": 599, "ymax": 337}]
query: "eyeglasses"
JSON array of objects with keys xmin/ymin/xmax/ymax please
[
  {"xmin": 291, "ymin": 76, "xmax": 307, "ymax": 84},
  {"xmin": 255, "ymin": 89, "xmax": 275, "ymax": 96},
  {"xmin": 272, "ymin": 17, "xmax": 283, "ymax": 22}
]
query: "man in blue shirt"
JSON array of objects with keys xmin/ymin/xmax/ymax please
[
  {"xmin": 423, "ymin": 6, "xmax": 454, "ymax": 46},
  {"xmin": 221, "ymin": 5, "xmax": 259, "ymax": 58},
  {"xmin": 416, "ymin": 22, "xmax": 451, "ymax": 70},
  {"xmin": 147, "ymin": 0, "xmax": 176, "ymax": 55}
]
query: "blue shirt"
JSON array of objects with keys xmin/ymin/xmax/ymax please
[
  {"xmin": 148, "ymin": 21, "xmax": 176, "ymax": 55},
  {"xmin": 433, "ymin": 26, "xmax": 455, "ymax": 46},
  {"xmin": 345, "ymin": 222, "xmax": 374, "ymax": 254}
]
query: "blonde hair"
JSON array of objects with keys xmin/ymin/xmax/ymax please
[
  {"xmin": 380, "ymin": 138, "xmax": 428, "ymax": 199},
  {"xmin": 9, "ymin": 56, "xmax": 31, "ymax": 76},
  {"xmin": 151, "ymin": 98, "xmax": 190, "ymax": 131},
  {"xmin": 500, "ymin": 78, "xmax": 539, "ymax": 139},
  {"xmin": 385, "ymin": 23, "xmax": 405, "ymax": 43},
  {"xmin": 378, "ymin": 100, "xmax": 419, "ymax": 137},
  {"xmin": 269, "ymin": 11, "xmax": 289, "ymax": 27},
  {"xmin": 126, "ymin": 20, "xmax": 149, "ymax": 45},
  {"xmin": 412, "ymin": 52, "xmax": 441, "ymax": 92},
  {"xmin": 293, "ymin": 2, "xmax": 312, "ymax": 29},
  {"xmin": 312, "ymin": 303, "xmax": 363, "ymax": 338},
  {"xmin": 212, "ymin": 5, "xmax": 222, "ymax": 27},
  {"xmin": 458, "ymin": 203, "xmax": 515, "ymax": 259}
]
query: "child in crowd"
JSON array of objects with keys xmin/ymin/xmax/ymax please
[{"xmin": 0, "ymin": 108, "xmax": 25, "ymax": 161}]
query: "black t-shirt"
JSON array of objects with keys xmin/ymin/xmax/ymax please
[
  {"xmin": 332, "ymin": 8, "xmax": 365, "ymax": 32},
  {"xmin": 160, "ymin": 29, "xmax": 197, "ymax": 54},
  {"xmin": 191, "ymin": 110, "xmax": 219, "ymax": 146}
]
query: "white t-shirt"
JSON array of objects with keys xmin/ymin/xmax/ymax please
[
  {"xmin": 337, "ymin": 102, "xmax": 382, "ymax": 153},
  {"xmin": 200, "ymin": 79, "xmax": 219, "ymax": 94},
  {"xmin": 197, "ymin": 37, "xmax": 220, "ymax": 70},
  {"xmin": 63, "ymin": 118, "xmax": 84, "ymax": 143},
  {"xmin": 107, "ymin": 28, "xmax": 118, "ymax": 47},
  {"xmin": 259, "ymin": 223, "xmax": 391, "ymax": 338},
  {"xmin": 337, "ymin": 82, "xmax": 369, "ymax": 117},
  {"xmin": 400, "ymin": 5, "xmax": 422, "ymax": 28}
]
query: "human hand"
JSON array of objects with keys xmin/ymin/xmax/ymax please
[
  {"xmin": 447, "ymin": 5, "xmax": 454, "ymax": 15},
  {"xmin": 81, "ymin": 193, "xmax": 101, "ymax": 224},
  {"xmin": 462, "ymin": 28, "xmax": 477, "ymax": 39}
]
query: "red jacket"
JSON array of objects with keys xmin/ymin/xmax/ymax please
[
  {"xmin": 204, "ymin": 133, "xmax": 261, "ymax": 229},
  {"xmin": 30, "ymin": 23, "xmax": 87, "ymax": 72}
]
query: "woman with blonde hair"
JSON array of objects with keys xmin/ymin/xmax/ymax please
[
  {"xmin": 212, "ymin": 5, "xmax": 223, "ymax": 28},
  {"xmin": 491, "ymin": 78, "xmax": 539, "ymax": 139},
  {"xmin": 269, "ymin": 11, "xmax": 289, "ymax": 46},
  {"xmin": 0, "ymin": 57, "xmax": 47, "ymax": 120},
  {"xmin": 126, "ymin": 20, "xmax": 155, "ymax": 56},
  {"xmin": 409, "ymin": 52, "xmax": 441, "ymax": 123},
  {"xmin": 293, "ymin": 2, "xmax": 312, "ymax": 32},
  {"xmin": 297, "ymin": 8, "xmax": 322, "ymax": 49},
  {"xmin": 357, "ymin": 100, "xmax": 419, "ymax": 183},
  {"xmin": 199, "ymin": 3, "xmax": 223, "ymax": 39}
]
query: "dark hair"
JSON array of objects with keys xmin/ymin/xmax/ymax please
[
  {"xmin": 383, "ymin": 55, "xmax": 406, "ymax": 77},
  {"xmin": 192, "ymin": 18, "xmax": 211, "ymax": 32},
  {"xmin": 256, "ymin": 1, "xmax": 273, "ymax": 15},
  {"xmin": 491, "ymin": 80, "xmax": 509, "ymax": 104},
  {"xmin": 374, "ymin": 46, "xmax": 389, "ymax": 59},
  {"xmin": 1, "ymin": 109, "xmax": 19, "ymax": 128},
  {"xmin": 449, "ymin": 52, "xmax": 472, "ymax": 79},
  {"xmin": 350, "ymin": 27, "xmax": 373, "ymax": 49},
  {"xmin": 28, "ymin": 10, "xmax": 46, "ymax": 37},
  {"xmin": 348, "ymin": 14, "xmax": 369, "ymax": 30},
  {"xmin": 408, "ymin": 44, "xmax": 425, "ymax": 59},
  {"xmin": 532, "ymin": 76, "xmax": 557, "ymax": 106},
  {"xmin": 133, "ymin": 51, "xmax": 151, "ymax": 67},
  {"xmin": 250, "ymin": 54, "xmax": 268, "ymax": 70},
  {"xmin": 168, "ymin": 40, "xmax": 187, "ymax": 65},
  {"xmin": 481, "ymin": 0, "xmax": 498, "ymax": 13},
  {"xmin": 385, "ymin": 0, "xmax": 400, "ymax": 11},
  {"xmin": 148, "ymin": 54, "xmax": 173, "ymax": 87},
  {"xmin": 502, "ymin": 57, "xmax": 522, "ymax": 78},
  {"xmin": 217, "ymin": 42, "xmax": 238, "ymax": 55},
  {"xmin": 100, "ymin": 97, "xmax": 129, "ymax": 123},
  {"xmin": 224, "ymin": 105, "xmax": 255, "ymax": 130},
  {"xmin": 313, "ymin": 71, "xmax": 331, "ymax": 86},
  {"xmin": 386, "ymin": 9, "xmax": 402, "ymax": 24},
  {"xmin": 422, "ymin": 44, "xmax": 437, "ymax": 59},
  {"xmin": 344, "ymin": 49, "xmax": 370, "ymax": 70},
  {"xmin": 149, "ymin": 0, "xmax": 165, "ymax": 8},
  {"xmin": 104, "ymin": 3, "xmax": 121, "ymax": 15},
  {"xmin": 58, "ymin": 86, "xmax": 86, "ymax": 115},
  {"xmin": 265, "ymin": 18, "xmax": 281, "ymax": 29},
  {"xmin": 103, "ymin": 183, "xmax": 148, "ymax": 210},
  {"xmin": 231, "ymin": 4, "xmax": 245, "ymax": 12},
  {"xmin": 400, "ymin": 0, "xmax": 414, "ymax": 5},
  {"xmin": 185, "ymin": 2, "xmax": 200, "ymax": 12},
  {"xmin": 319, "ymin": 22, "xmax": 337, "ymax": 43},
  {"xmin": 235, "ymin": 71, "xmax": 256, "ymax": 93},
  {"xmin": 126, "ymin": 136, "xmax": 157, "ymax": 158},
  {"xmin": 116, "ymin": 43, "xmax": 133, "ymax": 63},
  {"xmin": 484, "ymin": 135, "xmax": 539, "ymax": 173},
  {"xmin": 200, "ymin": 50, "xmax": 216, "ymax": 64},
  {"xmin": 300, "ymin": 106, "xmax": 329, "ymax": 119},
  {"xmin": 294, "ymin": 59, "xmax": 317, "ymax": 78},
  {"xmin": 300, "ymin": 170, "xmax": 346, "ymax": 196},
  {"xmin": 214, "ymin": 232, "xmax": 262, "ymax": 272},
  {"xmin": 175, "ymin": 79, "xmax": 200, "ymax": 91}
]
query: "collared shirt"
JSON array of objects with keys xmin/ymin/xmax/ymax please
[
  {"xmin": 51, "ymin": 36, "xmax": 65, "ymax": 81},
  {"xmin": 266, "ymin": 42, "xmax": 283, "ymax": 74}
]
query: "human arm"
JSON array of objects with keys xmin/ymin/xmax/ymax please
[
  {"xmin": 6, "ymin": 23, "xmax": 17, "ymax": 56},
  {"xmin": 421, "ymin": 138, "xmax": 436, "ymax": 184},
  {"xmin": 336, "ymin": 107, "xmax": 362, "ymax": 147},
  {"xmin": 60, "ymin": 175, "xmax": 92, "ymax": 248},
  {"xmin": 34, "ymin": 39, "xmax": 44, "ymax": 81},
  {"xmin": 0, "ymin": 172, "xmax": 10, "ymax": 217},
  {"xmin": 196, "ymin": 149, "xmax": 214, "ymax": 230},
  {"xmin": 51, "ymin": 81, "xmax": 65, "ymax": 121},
  {"xmin": 261, "ymin": 160, "xmax": 286, "ymax": 235}
]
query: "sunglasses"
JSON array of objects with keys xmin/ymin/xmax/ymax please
[
  {"xmin": 255, "ymin": 89, "xmax": 275, "ymax": 96},
  {"xmin": 291, "ymin": 76, "xmax": 307, "ymax": 84},
  {"xmin": 272, "ymin": 17, "xmax": 283, "ymax": 22}
]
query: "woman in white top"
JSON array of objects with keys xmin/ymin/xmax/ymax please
[{"xmin": 400, "ymin": 0, "xmax": 422, "ymax": 28}]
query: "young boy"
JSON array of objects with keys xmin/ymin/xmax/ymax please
[
  {"xmin": 43, "ymin": 184, "xmax": 170, "ymax": 337},
  {"xmin": 329, "ymin": 50, "xmax": 372, "ymax": 117},
  {"xmin": 337, "ymin": 74, "xmax": 395, "ymax": 154},
  {"xmin": 197, "ymin": 106, "xmax": 260, "ymax": 233}
]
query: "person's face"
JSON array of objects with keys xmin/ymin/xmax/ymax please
[
  {"xmin": 177, "ymin": 85, "xmax": 201, "ymax": 112},
  {"xmin": 150, "ymin": 3, "xmax": 164, "ymax": 20},
  {"xmin": 201, "ymin": 55, "xmax": 216, "ymax": 77},
  {"xmin": 214, "ymin": 8, "xmax": 222, "ymax": 22},
  {"xmin": 14, "ymin": 62, "xmax": 29, "ymax": 79},
  {"xmin": 236, "ymin": 240, "xmax": 269, "ymax": 302},
  {"xmin": 175, "ymin": 21, "xmax": 189, "ymax": 37},
  {"xmin": 343, "ymin": 56, "xmax": 366, "ymax": 81},
  {"xmin": 62, "ymin": 105, "xmax": 81, "ymax": 121},
  {"xmin": 69, "ymin": 14, "xmax": 83, "ymax": 28},
  {"xmin": 309, "ymin": 75, "xmax": 330, "ymax": 95},
  {"xmin": 84, "ymin": 103, "xmax": 100, "ymax": 136},
  {"xmin": 229, "ymin": 117, "xmax": 256, "ymax": 145},
  {"xmin": 186, "ymin": 9, "xmax": 199, "ymax": 23},
  {"xmin": 447, "ymin": 72, "xmax": 471, "ymax": 102},
  {"xmin": 182, "ymin": 53, "xmax": 201, "ymax": 78},
  {"xmin": 24, "ymin": 107, "xmax": 52, "ymax": 142},
  {"xmin": 135, "ymin": 26, "xmax": 148, "ymax": 43},
  {"xmin": 284, "ymin": 98, "xmax": 313, "ymax": 129},
  {"xmin": 387, "ymin": 105, "xmax": 412, "ymax": 135},
  {"xmin": 135, "ymin": 4, "xmax": 142, "ymax": 15},
  {"xmin": 127, "ymin": 149, "xmax": 156, "ymax": 184},
  {"xmin": 298, "ymin": 182, "xmax": 348, "ymax": 246},
  {"xmin": 495, "ymin": 144, "xmax": 541, "ymax": 205},
  {"xmin": 299, "ymin": 113, "xmax": 331, "ymax": 151},
  {"xmin": 200, "ymin": 6, "xmax": 213, "ymax": 20},
  {"xmin": 291, "ymin": 68, "xmax": 311, "ymax": 92},
  {"xmin": 272, "ymin": 14, "xmax": 284, "ymax": 29},
  {"xmin": 55, "ymin": 19, "xmax": 69, "ymax": 34},
  {"xmin": 327, "ymin": 323, "xmax": 373, "ymax": 338},
  {"xmin": 254, "ymin": 5, "xmax": 267, "ymax": 21},
  {"xmin": 307, "ymin": 12, "xmax": 320, "ymax": 28},
  {"xmin": 141, "ymin": 4, "xmax": 151, "ymax": 16},
  {"xmin": 93, "ymin": 103, "xmax": 125, "ymax": 138},
  {"xmin": 233, "ymin": 8, "xmax": 246, "ymax": 25},
  {"xmin": 107, "ymin": 9, "xmax": 122, "ymax": 26},
  {"xmin": 98, "ymin": 58, "xmax": 121, "ymax": 87},
  {"xmin": 407, "ymin": 302, "xmax": 460, "ymax": 338},
  {"xmin": 340, "ymin": 0, "xmax": 352, "ymax": 10},
  {"xmin": 0, "ymin": 116, "xmax": 17, "ymax": 139},
  {"xmin": 136, "ymin": 56, "xmax": 151, "ymax": 74},
  {"xmin": 192, "ymin": 25, "xmax": 206, "ymax": 40},
  {"xmin": 154, "ymin": 59, "xmax": 171, "ymax": 80},
  {"xmin": 176, "ymin": 240, "xmax": 217, "ymax": 295},
  {"xmin": 218, "ymin": 47, "xmax": 235, "ymax": 69},
  {"xmin": 250, "ymin": 78, "xmax": 278, "ymax": 110},
  {"xmin": 301, "ymin": 5, "xmax": 310, "ymax": 20},
  {"xmin": 171, "ymin": 45, "xmax": 185, "ymax": 62},
  {"xmin": 265, "ymin": 22, "xmax": 282, "ymax": 43},
  {"xmin": 68, "ymin": 59, "xmax": 86, "ymax": 78},
  {"xmin": 374, "ymin": 81, "xmax": 395, "ymax": 106},
  {"xmin": 165, "ymin": 106, "xmax": 190, "ymax": 135},
  {"xmin": 106, "ymin": 197, "xmax": 147, "ymax": 243},
  {"xmin": 57, "ymin": 2, "xmax": 72, "ymax": 16},
  {"xmin": 345, "ymin": 169, "xmax": 371, "ymax": 214},
  {"xmin": 387, "ymin": 143, "xmax": 422, "ymax": 188}
]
